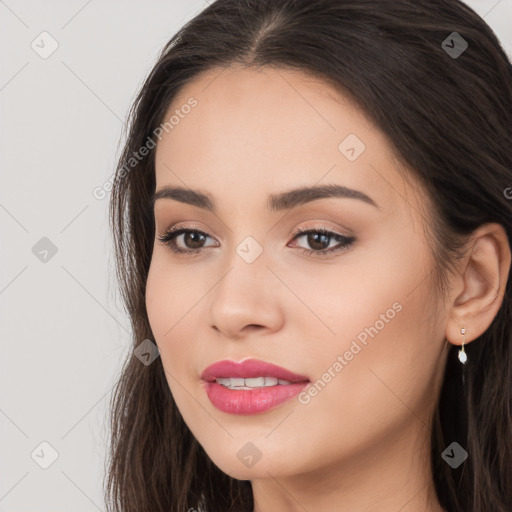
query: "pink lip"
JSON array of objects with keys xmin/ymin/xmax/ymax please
[
  {"xmin": 200, "ymin": 359, "xmax": 310, "ymax": 415},
  {"xmin": 200, "ymin": 358, "xmax": 309, "ymax": 382}
]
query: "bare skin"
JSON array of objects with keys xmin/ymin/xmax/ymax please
[{"xmin": 145, "ymin": 65, "xmax": 510, "ymax": 512}]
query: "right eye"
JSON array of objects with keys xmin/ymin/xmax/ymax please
[{"xmin": 157, "ymin": 227, "xmax": 218, "ymax": 255}]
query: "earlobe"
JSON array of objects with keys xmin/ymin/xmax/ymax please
[{"xmin": 445, "ymin": 223, "xmax": 511, "ymax": 347}]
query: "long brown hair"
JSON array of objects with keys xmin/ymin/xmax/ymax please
[{"xmin": 104, "ymin": 1, "xmax": 512, "ymax": 510}]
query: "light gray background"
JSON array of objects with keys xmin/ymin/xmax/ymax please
[{"xmin": 1, "ymin": 1, "xmax": 510, "ymax": 510}]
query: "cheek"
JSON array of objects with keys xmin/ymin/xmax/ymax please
[
  {"xmin": 145, "ymin": 256, "xmax": 204, "ymax": 415},
  {"xmin": 285, "ymin": 225, "xmax": 428, "ymax": 341},
  {"xmin": 145, "ymin": 253, "xmax": 201, "ymax": 358},
  {"xmin": 299, "ymin": 239, "xmax": 441, "ymax": 430}
]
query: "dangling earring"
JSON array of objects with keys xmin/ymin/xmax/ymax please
[{"xmin": 458, "ymin": 328, "xmax": 467, "ymax": 364}]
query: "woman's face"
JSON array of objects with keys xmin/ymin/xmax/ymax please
[{"xmin": 146, "ymin": 65, "xmax": 450, "ymax": 481}]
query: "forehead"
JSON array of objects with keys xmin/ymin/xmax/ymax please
[{"xmin": 153, "ymin": 65, "xmax": 417, "ymax": 217}]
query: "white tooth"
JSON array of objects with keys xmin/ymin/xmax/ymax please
[
  {"xmin": 216, "ymin": 377, "xmax": 245, "ymax": 387},
  {"xmin": 215, "ymin": 376, "xmax": 293, "ymax": 389},
  {"xmin": 245, "ymin": 377, "xmax": 266, "ymax": 388}
]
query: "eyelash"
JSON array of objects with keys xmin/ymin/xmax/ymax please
[{"xmin": 157, "ymin": 225, "xmax": 355, "ymax": 258}]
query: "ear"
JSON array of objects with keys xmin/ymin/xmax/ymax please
[{"xmin": 445, "ymin": 223, "xmax": 511, "ymax": 346}]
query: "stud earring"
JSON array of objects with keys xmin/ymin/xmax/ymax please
[{"xmin": 458, "ymin": 328, "xmax": 467, "ymax": 364}]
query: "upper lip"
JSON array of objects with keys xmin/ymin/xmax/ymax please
[{"xmin": 201, "ymin": 358, "xmax": 310, "ymax": 382}]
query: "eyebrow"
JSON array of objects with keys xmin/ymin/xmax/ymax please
[{"xmin": 150, "ymin": 183, "xmax": 379, "ymax": 212}]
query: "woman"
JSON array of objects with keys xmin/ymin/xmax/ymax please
[{"xmin": 105, "ymin": 1, "xmax": 512, "ymax": 510}]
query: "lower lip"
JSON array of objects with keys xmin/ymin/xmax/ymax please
[{"xmin": 203, "ymin": 381, "xmax": 310, "ymax": 414}]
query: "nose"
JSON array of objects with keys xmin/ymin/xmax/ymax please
[{"xmin": 207, "ymin": 242, "xmax": 285, "ymax": 340}]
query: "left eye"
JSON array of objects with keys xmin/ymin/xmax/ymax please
[
  {"xmin": 289, "ymin": 228, "xmax": 355, "ymax": 255},
  {"xmin": 157, "ymin": 227, "xmax": 355, "ymax": 256}
]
